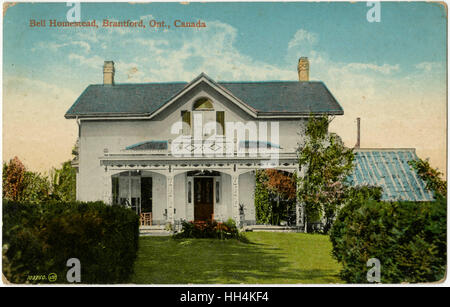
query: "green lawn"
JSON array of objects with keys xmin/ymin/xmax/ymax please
[{"xmin": 130, "ymin": 232, "xmax": 342, "ymax": 284}]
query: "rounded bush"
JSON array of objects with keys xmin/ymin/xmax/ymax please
[{"xmin": 330, "ymin": 196, "xmax": 447, "ymax": 283}]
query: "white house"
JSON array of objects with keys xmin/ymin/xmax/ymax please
[{"xmin": 65, "ymin": 57, "xmax": 344, "ymax": 227}]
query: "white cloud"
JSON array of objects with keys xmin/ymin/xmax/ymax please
[
  {"xmin": 140, "ymin": 14, "xmax": 154, "ymax": 21},
  {"xmin": 288, "ymin": 29, "xmax": 318, "ymax": 50},
  {"xmin": 32, "ymin": 40, "xmax": 91, "ymax": 53},
  {"xmin": 68, "ymin": 53, "xmax": 103, "ymax": 69},
  {"xmin": 32, "ymin": 41, "xmax": 68, "ymax": 52},
  {"xmin": 415, "ymin": 61, "xmax": 442, "ymax": 72},
  {"xmin": 74, "ymin": 29, "xmax": 100, "ymax": 43},
  {"xmin": 71, "ymin": 41, "xmax": 91, "ymax": 53},
  {"xmin": 343, "ymin": 63, "xmax": 400, "ymax": 75},
  {"xmin": 135, "ymin": 38, "xmax": 170, "ymax": 53},
  {"xmin": 72, "ymin": 20, "xmax": 297, "ymax": 83}
]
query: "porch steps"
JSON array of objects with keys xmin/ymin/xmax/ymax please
[
  {"xmin": 139, "ymin": 225, "xmax": 172, "ymax": 236},
  {"xmin": 242, "ymin": 225, "xmax": 303, "ymax": 233}
]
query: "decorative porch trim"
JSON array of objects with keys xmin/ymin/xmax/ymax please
[
  {"xmin": 231, "ymin": 174, "xmax": 240, "ymax": 225},
  {"xmin": 166, "ymin": 173, "xmax": 175, "ymax": 224}
]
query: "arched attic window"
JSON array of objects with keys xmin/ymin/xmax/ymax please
[
  {"xmin": 193, "ymin": 97, "xmax": 214, "ymax": 110},
  {"xmin": 186, "ymin": 97, "xmax": 225, "ymax": 135}
]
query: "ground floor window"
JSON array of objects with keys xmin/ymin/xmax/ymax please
[{"xmin": 111, "ymin": 172, "xmax": 152, "ymax": 215}]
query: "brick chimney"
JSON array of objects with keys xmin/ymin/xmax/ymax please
[
  {"xmin": 297, "ymin": 57, "xmax": 309, "ymax": 81},
  {"xmin": 103, "ymin": 61, "xmax": 115, "ymax": 85}
]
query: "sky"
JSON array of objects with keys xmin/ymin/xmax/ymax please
[{"xmin": 2, "ymin": 1, "xmax": 447, "ymax": 176}]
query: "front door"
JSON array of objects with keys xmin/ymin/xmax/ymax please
[
  {"xmin": 194, "ymin": 177, "xmax": 214, "ymax": 221},
  {"xmin": 141, "ymin": 177, "xmax": 152, "ymax": 213}
]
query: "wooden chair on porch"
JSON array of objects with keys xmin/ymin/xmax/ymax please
[{"xmin": 140, "ymin": 212, "xmax": 152, "ymax": 226}]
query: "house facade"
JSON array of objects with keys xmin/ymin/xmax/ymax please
[{"xmin": 65, "ymin": 57, "xmax": 344, "ymax": 227}]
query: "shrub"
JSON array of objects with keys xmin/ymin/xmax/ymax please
[
  {"xmin": 174, "ymin": 218, "xmax": 246, "ymax": 241},
  {"xmin": 408, "ymin": 158, "xmax": 446, "ymax": 197},
  {"xmin": 2, "ymin": 200, "xmax": 139, "ymax": 284},
  {"xmin": 330, "ymin": 196, "xmax": 446, "ymax": 283}
]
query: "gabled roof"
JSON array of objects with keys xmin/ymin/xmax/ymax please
[
  {"xmin": 65, "ymin": 83, "xmax": 188, "ymax": 118},
  {"xmin": 65, "ymin": 73, "xmax": 343, "ymax": 119},
  {"xmin": 349, "ymin": 149, "xmax": 434, "ymax": 202},
  {"xmin": 219, "ymin": 81, "xmax": 342, "ymax": 114}
]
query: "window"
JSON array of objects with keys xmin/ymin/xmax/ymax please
[
  {"xmin": 215, "ymin": 181, "xmax": 220, "ymax": 203},
  {"xmin": 192, "ymin": 98, "xmax": 214, "ymax": 138},
  {"xmin": 193, "ymin": 97, "xmax": 213, "ymax": 110},
  {"xmin": 188, "ymin": 181, "xmax": 192, "ymax": 203},
  {"xmin": 126, "ymin": 141, "xmax": 168, "ymax": 150},
  {"xmin": 181, "ymin": 110, "xmax": 191, "ymax": 135},
  {"xmin": 216, "ymin": 111, "xmax": 225, "ymax": 135},
  {"xmin": 112, "ymin": 177, "xmax": 119, "ymax": 205},
  {"xmin": 114, "ymin": 172, "xmax": 141, "ymax": 214}
]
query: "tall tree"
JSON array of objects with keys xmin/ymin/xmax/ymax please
[
  {"xmin": 21, "ymin": 171, "xmax": 51, "ymax": 203},
  {"xmin": 51, "ymin": 160, "xmax": 76, "ymax": 202},
  {"xmin": 297, "ymin": 116, "xmax": 355, "ymax": 233},
  {"xmin": 2, "ymin": 157, "xmax": 26, "ymax": 201},
  {"xmin": 3, "ymin": 156, "xmax": 50, "ymax": 203}
]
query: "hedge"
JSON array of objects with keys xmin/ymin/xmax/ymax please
[
  {"xmin": 330, "ymin": 196, "xmax": 447, "ymax": 283},
  {"xmin": 2, "ymin": 200, "xmax": 139, "ymax": 284}
]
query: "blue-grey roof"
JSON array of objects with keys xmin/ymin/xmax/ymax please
[
  {"xmin": 349, "ymin": 149, "xmax": 435, "ymax": 202},
  {"xmin": 126, "ymin": 140, "xmax": 168, "ymax": 150},
  {"xmin": 66, "ymin": 83, "xmax": 188, "ymax": 117},
  {"xmin": 219, "ymin": 81, "xmax": 342, "ymax": 114},
  {"xmin": 65, "ymin": 74, "xmax": 343, "ymax": 118}
]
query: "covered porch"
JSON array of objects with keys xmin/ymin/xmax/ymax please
[{"xmin": 99, "ymin": 153, "xmax": 305, "ymax": 229}]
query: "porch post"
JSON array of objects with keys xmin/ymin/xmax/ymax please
[
  {"xmin": 231, "ymin": 173, "xmax": 240, "ymax": 226},
  {"xmin": 166, "ymin": 173, "xmax": 175, "ymax": 225},
  {"xmin": 295, "ymin": 167, "xmax": 305, "ymax": 229},
  {"xmin": 103, "ymin": 166, "xmax": 112, "ymax": 205}
]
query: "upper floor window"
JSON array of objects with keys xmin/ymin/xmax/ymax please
[
  {"xmin": 181, "ymin": 110, "xmax": 191, "ymax": 135},
  {"xmin": 216, "ymin": 111, "xmax": 225, "ymax": 136},
  {"xmin": 184, "ymin": 97, "xmax": 225, "ymax": 136},
  {"xmin": 193, "ymin": 97, "xmax": 214, "ymax": 110}
]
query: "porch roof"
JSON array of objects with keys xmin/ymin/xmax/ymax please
[{"xmin": 99, "ymin": 152, "xmax": 299, "ymax": 173}]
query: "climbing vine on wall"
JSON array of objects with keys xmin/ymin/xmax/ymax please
[
  {"xmin": 254, "ymin": 169, "xmax": 296, "ymax": 225},
  {"xmin": 255, "ymin": 170, "xmax": 271, "ymax": 224}
]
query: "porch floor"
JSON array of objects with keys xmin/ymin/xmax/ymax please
[{"xmin": 139, "ymin": 225, "xmax": 171, "ymax": 236}]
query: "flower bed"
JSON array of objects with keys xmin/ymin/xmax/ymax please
[{"xmin": 174, "ymin": 219, "xmax": 247, "ymax": 241}]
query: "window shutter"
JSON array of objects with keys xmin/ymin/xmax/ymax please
[{"xmin": 216, "ymin": 111, "xmax": 225, "ymax": 135}]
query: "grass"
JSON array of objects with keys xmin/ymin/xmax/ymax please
[{"xmin": 130, "ymin": 232, "xmax": 342, "ymax": 284}]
